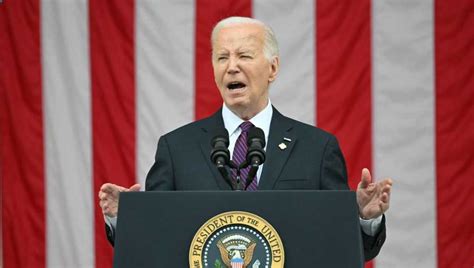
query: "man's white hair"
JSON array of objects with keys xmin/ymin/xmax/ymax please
[{"xmin": 211, "ymin": 16, "xmax": 279, "ymax": 61}]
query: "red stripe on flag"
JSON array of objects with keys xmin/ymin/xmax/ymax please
[
  {"xmin": 435, "ymin": 1, "xmax": 474, "ymax": 267},
  {"xmin": 316, "ymin": 0, "xmax": 372, "ymax": 191},
  {"xmin": 0, "ymin": 1, "xmax": 46, "ymax": 267},
  {"xmin": 316, "ymin": 1, "xmax": 373, "ymax": 266},
  {"xmin": 89, "ymin": 0, "xmax": 136, "ymax": 267},
  {"xmin": 194, "ymin": 0, "xmax": 252, "ymax": 120}
]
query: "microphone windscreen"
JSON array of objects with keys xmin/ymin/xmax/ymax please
[
  {"xmin": 247, "ymin": 127, "xmax": 265, "ymax": 147},
  {"xmin": 211, "ymin": 128, "xmax": 229, "ymax": 147}
]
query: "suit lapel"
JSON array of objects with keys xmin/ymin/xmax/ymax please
[
  {"xmin": 197, "ymin": 109, "xmax": 233, "ymax": 190},
  {"xmin": 258, "ymin": 108, "xmax": 296, "ymax": 190}
]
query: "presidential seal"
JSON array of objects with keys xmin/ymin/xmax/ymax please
[{"xmin": 189, "ymin": 211, "xmax": 284, "ymax": 268}]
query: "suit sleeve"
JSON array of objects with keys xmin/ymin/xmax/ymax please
[
  {"xmin": 362, "ymin": 215, "xmax": 387, "ymax": 260},
  {"xmin": 145, "ymin": 135, "xmax": 176, "ymax": 191},
  {"xmin": 320, "ymin": 135, "xmax": 349, "ymax": 190},
  {"xmin": 321, "ymin": 135, "xmax": 386, "ymax": 261},
  {"xmin": 105, "ymin": 224, "xmax": 115, "ymax": 246}
]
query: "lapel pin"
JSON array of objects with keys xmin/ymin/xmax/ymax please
[
  {"xmin": 283, "ymin": 137, "xmax": 292, "ymax": 142},
  {"xmin": 278, "ymin": 143, "xmax": 287, "ymax": 150}
]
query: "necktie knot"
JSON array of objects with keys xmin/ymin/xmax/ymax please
[{"xmin": 240, "ymin": 121, "xmax": 254, "ymax": 133}]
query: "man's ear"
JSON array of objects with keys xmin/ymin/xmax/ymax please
[{"xmin": 268, "ymin": 56, "xmax": 280, "ymax": 83}]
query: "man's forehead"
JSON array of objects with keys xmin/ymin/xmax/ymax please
[
  {"xmin": 213, "ymin": 25, "xmax": 264, "ymax": 51},
  {"xmin": 214, "ymin": 37, "xmax": 261, "ymax": 50}
]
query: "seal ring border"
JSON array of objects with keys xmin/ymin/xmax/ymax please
[{"xmin": 189, "ymin": 211, "xmax": 285, "ymax": 268}]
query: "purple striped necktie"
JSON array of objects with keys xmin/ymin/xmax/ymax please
[{"xmin": 232, "ymin": 121, "xmax": 258, "ymax": 191}]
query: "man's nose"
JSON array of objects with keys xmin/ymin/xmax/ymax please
[{"xmin": 227, "ymin": 57, "xmax": 240, "ymax": 74}]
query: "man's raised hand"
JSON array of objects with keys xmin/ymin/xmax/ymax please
[
  {"xmin": 98, "ymin": 183, "xmax": 141, "ymax": 217},
  {"xmin": 356, "ymin": 168, "xmax": 392, "ymax": 220}
]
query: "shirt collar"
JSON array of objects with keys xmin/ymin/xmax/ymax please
[{"xmin": 222, "ymin": 100, "xmax": 273, "ymax": 139}]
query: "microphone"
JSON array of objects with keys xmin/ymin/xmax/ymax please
[
  {"xmin": 210, "ymin": 128, "xmax": 236, "ymax": 190},
  {"xmin": 246, "ymin": 127, "xmax": 266, "ymax": 166},
  {"xmin": 245, "ymin": 127, "xmax": 266, "ymax": 189},
  {"xmin": 210, "ymin": 128, "xmax": 230, "ymax": 168}
]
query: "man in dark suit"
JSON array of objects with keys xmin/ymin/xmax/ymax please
[{"xmin": 99, "ymin": 16, "xmax": 392, "ymax": 261}]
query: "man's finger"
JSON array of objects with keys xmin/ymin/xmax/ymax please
[
  {"xmin": 380, "ymin": 180, "xmax": 392, "ymax": 198},
  {"xmin": 359, "ymin": 168, "xmax": 372, "ymax": 189},
  {"xmin": 100, "ymin": 183, "xmax": 114, "ymax": 191},
  {"xmin": 381, "ymin": 178, "xmax": 393, "ymax": 187},
  {"xmin": 127, "ymin": 183, "xmax": 141, "ymax": 192},
  {"xmin": 99, "ymin": 199, "xmax": 108, "ymax": 209},
  {"xmin": 383, "ymin": 184, "xmax": 392, "ymax": 194},
  {"xmin": 100, "ymin": 183, "xmax": 120, "ymax": 194},
  {"xmin": 98, "ymin": 191, "xmax": 108, "ymax": 200},
  {"xmin": 379, "ymin": 197, "xmax": 390, "ymax": 212}
]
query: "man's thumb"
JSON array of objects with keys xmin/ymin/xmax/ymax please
[{"xmin": 359, "ymin": 168, "xmax": 372, "ymax": 189}]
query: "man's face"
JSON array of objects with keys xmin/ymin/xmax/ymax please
[{"xmin": 212, "ymin": 24, "xmax": 279, "ymax": 119}]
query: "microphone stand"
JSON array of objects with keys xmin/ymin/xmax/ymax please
[
  {"xmin": 216, "ymin": 165, "xmax": 237, "ymax": 190},
  {"xmin": 230, "ymin": 161, "xmax": 244, "ymax": 191},
  {"xmin": 235, "ymin": 168, "xmax": 244, "ymax": 191},
  {"xmin": 233, "ymin": 160, "xmax": 259, "ymax": 191},
  {"xmin": 245, "ymin": 161, "xmax": 259, "ymax": 190}
]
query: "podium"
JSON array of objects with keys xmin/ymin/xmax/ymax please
[{"xmin": 113, "ymin": 190, "xmax": 364, "ymax": 267}]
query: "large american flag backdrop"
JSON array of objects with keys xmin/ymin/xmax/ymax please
[{"xmin": 1, "ymin": 0, "xmax": 473, "ymax": 267}]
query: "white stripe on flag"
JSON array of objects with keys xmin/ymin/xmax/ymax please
[
  {"xmin": 136, "ymin": 0, "xmax": 196, "ymax": 185},
  {"xmin": 372, "ymin": 1, "xmax": 436, "ymax": 267},
  {"xmin": 42, "ymin": 1, "xmax": 93, "ymax": 267},
  {"xmin": 253, "ymin": 0, "xmax": 316, "ymax": 125}
]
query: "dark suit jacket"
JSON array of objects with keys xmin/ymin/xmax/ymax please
[{"xmin": 107, "ymin": 107, "xmax": 386, "ymax": 261}]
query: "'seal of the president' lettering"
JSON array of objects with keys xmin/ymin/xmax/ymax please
[{"xmin": 189, "ymin": 211, "xmax": 285, "ymax": 268}]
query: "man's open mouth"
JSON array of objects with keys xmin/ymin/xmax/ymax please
[{"xmin": 227, "ymin": 81, "xmax": 246, "ymax": 90}]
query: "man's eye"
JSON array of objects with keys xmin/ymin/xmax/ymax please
[
  {"xmin": 217, "ymin": 56, "xmax": 228, "ymax": 61},
  {"xmin": 241, "ymin": 55, "xmax": 252, "ymax": 59}
]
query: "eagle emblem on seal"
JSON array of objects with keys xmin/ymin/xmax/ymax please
[{"xmin": 217, "ymin": 235, "xmax": 257, "ymax": 268}]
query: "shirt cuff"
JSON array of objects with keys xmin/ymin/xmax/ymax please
[
  {"xmin": 359, "ymin": 215, "xmax": 383, "ymax": 236},
  {"xmin": 104, "ymin": 215, "xmax": 117, "ymax": 234}
]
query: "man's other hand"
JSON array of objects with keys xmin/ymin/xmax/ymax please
[
  {"xmin": 98, "ymin": 183, "xmax": 141, "ymax": 217},
  {"xmin": 357, "ymin": 168, "xmax": 392, "ymax": 220}
]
